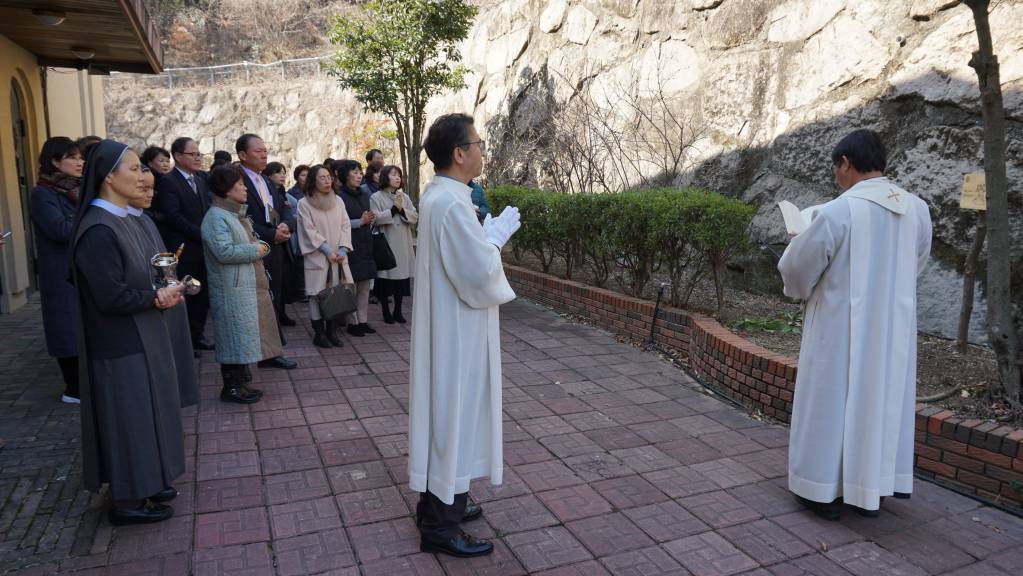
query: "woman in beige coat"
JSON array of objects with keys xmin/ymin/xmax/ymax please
[
  {"xmin": 297, "ymin": 164, "xmax": 353, "ymax": 348},
  {"xmin": 370, "ymin": 165, "xmax": 418, "ymax": 323}
]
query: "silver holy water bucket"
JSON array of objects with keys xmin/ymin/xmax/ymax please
[{"xmin": 151, "ymin": 252, "xmax": 201, "ymax": 295}]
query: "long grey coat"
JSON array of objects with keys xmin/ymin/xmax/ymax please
[
  {"xmin": 73, "ymin": 206, "xmax": 185, "ymax": 501},
  {"xmin": 370, "ymin": 191, "xmax": 417, "ymax": 280},
  {"xmin": 202, "ymin": 197, "xmax": 283, "ymax": 365}
]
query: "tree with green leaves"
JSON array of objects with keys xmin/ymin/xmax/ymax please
[{"xmin": 329, "ymin": 0, "xmax": 477, "ymax": 200}]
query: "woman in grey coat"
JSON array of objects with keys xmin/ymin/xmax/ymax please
[{"xmin": 30, "ymin": 137, "xmax": 84, "ymax": 403}]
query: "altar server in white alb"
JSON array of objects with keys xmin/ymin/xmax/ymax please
[
  {"xmin": 779, "ymin": 129, "xmax": 932, "ymax": 520},
  {"xmin": 408, "ymin": 113, "xmax": 520, "ymax": 557}
]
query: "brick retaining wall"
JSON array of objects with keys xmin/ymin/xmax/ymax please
[{"xmin": 504, "ymin": 264, "xmax": 1023, "ymax": 508}]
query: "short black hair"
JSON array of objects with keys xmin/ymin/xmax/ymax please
[
  {"xmin": 332, "ymin": 159, "xmax": 362, "ymax": 191},
  {"xmin": 38, "ymin": 136, "xmax": 81, "ymax": 178},
  {"xmin": 365, "ymin": 149, "xmax": 383, "ymax": 163},
  {"xmin": 213, "ymin": 150, "xmax": 232, "ymax": 165},
  {"xmin": 141, "ymin": 146, "xmax": 170, "ymax": 165},
  {"xmin": 235, "ymin": 133, "xmax": 261, "ymax": 154},
  {"xmin": 831, "ymin": 129, "xmax": 887, "ymax": 173},
  {"xmin": 263, "ymin": 162, "xmax": 286, "ymax": 177},
  {"xmin": 424, "ymin": 113, "xmax": 474, "ymax": 170},
  {"xmin": 170, "ymin": 137, "xmax": 194, "ymax": 156},
  {"xmin": 293, "ymin": 164, "xmax": 310, "ymax": 181},
  {"xmin": 75, "ymin": 135, "xmax": 102, "ymax": 160},
  {"xmin": 209, "ymin": 165, "xmax": 244, "ymax": 198}
]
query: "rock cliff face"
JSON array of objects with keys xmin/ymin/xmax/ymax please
[{"xmin": 106, "ymin": 0, "xmax": 1023, "ymax": 340}]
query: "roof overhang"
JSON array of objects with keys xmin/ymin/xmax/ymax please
[{"xmin": 0, "ymin": 0, "xmax": 163, "ymax": 74}]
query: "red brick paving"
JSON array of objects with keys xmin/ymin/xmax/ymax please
[{"xmin": 1, "ymin": 297, "xmax": 1022, "ymax": 574}]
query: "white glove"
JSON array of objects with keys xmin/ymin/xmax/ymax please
[{"xmin": 483, "ymin": 206, "xmax": 521, "ymax": 249}]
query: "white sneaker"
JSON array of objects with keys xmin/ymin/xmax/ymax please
[{"xmin": 61, "ymin": 394, "xmax": 81, "ymax": 404}]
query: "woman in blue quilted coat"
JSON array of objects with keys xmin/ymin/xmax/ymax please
[{"xmin": 201, "ymin": 165, "xmax": 282, "ymax": 405}]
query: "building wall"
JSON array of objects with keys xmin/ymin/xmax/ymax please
[
  {"xmin": 0, "ymin": 35, "xmax": 46, "ymax": 313},
  {"xmin": 46, "ymin": 68, "xmax": 106, "ymax": 139}
]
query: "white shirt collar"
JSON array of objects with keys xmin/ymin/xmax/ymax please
[
  {"xmin": 126, "ymin": 206, "xmax": 144, "ymax": 217},
  {"xmin": 89, "ymin": 198, "xmax": 128, "ymax": 218},
  {"xmin": 176, "ymin": 166, "xmax": 195, "ymax": 181}
]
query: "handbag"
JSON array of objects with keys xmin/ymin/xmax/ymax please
[
  {"xmin": 316, "ymin": 261, "xmax": 357, "ymax": 321},
  {"xmin": 372, "ymin": 227, "xmax": 397, "ymax": 271}
]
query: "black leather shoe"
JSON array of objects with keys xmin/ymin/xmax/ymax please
[
  {"xmin": 279, "ymin": 314, "xmax": 297, "ymax": 327},
  {"xmin": 221, "ymin": 386, "xmax": 260, "ymax": 404},
  {"xmin": 893, "ymin": 492, "xmax": 911, "ymax": 500},
  {"xmin": 462, "ymin": 502, "xmax": 483, "ymax": 523},
  {"xmin": 193, "ymin": 339, "xmax": 215, "ymax": 351},
  {"xmin": 109, "ymin": 501, "xmax": 174, "ymax": 525},
  {"xmin": 347, "ymin": 324, "xmax": 365, "ymax": 337},
  {"xmin": 149, "ymin": 487, "xmax": 178, "ymax": 503},
  {"xmin": 241, "ymin": 384, "xmax": 264, "ymax": 398},
  {"xmin": 393, "ymin": 312, "xmax": 407, "ymax": 324},
  {"xmin": 853, "ymin": 506, "xmax": 880, "ymax": 517},
  {"xmin": 420, "ymin": 531, "xmax": 493, "ymax": 558},
  {"xmin": 359, "ymin": 323, "xmax": 376, "ymax": 334},
  {"xmin": 795, "ymin": 495, "xmax": 841, "ymax": 521},
  {"xmin": 258, "ymin": 357, "xmax": 298, "ymax": 370}
]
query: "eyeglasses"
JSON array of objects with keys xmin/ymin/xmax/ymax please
[
  {"xmin": 180, "ymin": 152, "xmax": 202, "ymax": 159},
  {"xmin": 459, "ymin": 139, "xmax": 486, "ymax": 152}
]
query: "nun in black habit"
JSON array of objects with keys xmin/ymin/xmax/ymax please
[{"xmin": 70, "ymin": 140, "xmax": 187, "ymax": 526}]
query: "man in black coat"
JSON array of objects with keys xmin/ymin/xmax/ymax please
[
  {"xmin": 153, "ymin": 136, "xmax": 213, "ymax": 352},
  {"xmin": 236, "ymin": 134, "xmax": 298, "ymax": 370}
]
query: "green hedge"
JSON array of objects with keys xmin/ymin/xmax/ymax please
[{"xmin": 487, "ymin": 186, "xmax": 755, "ymax": 310}]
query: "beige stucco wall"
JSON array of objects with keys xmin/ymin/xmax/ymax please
[
  {"xmin": 0, "ymin": 35, "xmax": 46, "ymax": 313},
  {"xmin": 46, "ymin": 68, "xmax": 106, "ymax": 139}
]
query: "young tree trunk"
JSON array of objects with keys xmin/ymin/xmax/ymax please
[
  {"xmin": 965, "ymin": 0, "xmax": 1021, "ymax": 404},
  {"xmin": 957, "ymin": 215, "xmax": 986, "ymax": 354}
]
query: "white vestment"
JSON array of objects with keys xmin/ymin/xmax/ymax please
[
  {"xmin": 779, "ymin": 177, "xmax": 932, "ymax": 511},
  {"xmin": 408, "ymin": 176, "xmax": 516, "ymax": 505}
]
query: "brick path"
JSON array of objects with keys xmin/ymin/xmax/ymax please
[{"xmin": 1, "ymin": 296, "xmax": 1022, "ymax": 575}]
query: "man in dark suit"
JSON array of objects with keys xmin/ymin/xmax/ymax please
[
  {"xmin": 154, "ymin": 136, "xmax": 213, "ymax": 352},
  {"xmin": 236, "ymin": 133, "xmax": 298, "ymax": 370}
]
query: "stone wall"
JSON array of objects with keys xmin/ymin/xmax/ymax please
[{"xmin": 105, "ymin": 0, "xmax": 1023, "ymax": 338}]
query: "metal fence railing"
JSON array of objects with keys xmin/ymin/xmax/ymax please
[{"xmin": 108, "ymin": 54, "xmax": 334, "ymax": 89}]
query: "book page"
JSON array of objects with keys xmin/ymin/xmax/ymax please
[
  {"xmin": 800, "ymin": 204, "xmax": 825, "ymax": 225},
  {"xmin": 777, "ymin": 200, "xmax": 808, "ymax": 236}
]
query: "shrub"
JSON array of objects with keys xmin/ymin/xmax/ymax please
[{"xmin": 485, "ymin": 185, "xmax": 754, "ymax": 309}]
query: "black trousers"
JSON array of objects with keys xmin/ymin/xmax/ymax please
[
  {"xmin": 266, "ymin": 245, "xmax": 286, "ymax": 321},
  {"xmin": 220, "ymin": 363, "xmax": 249, "ymax": 387},
  {"xmin": 56, "ymin": 356, "xmax": 79, "ymax": 397},
  {"xmin": 417, "ymin": 491, "xmax": 467, "ymax": 540},
  {"xmin": 178, "ymin": 258, "xmax": 209, "ymax": 343}
]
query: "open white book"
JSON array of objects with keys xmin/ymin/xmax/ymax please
[{"xmin": 777, "ymin": 200, "xmax": 825, "ymax": 236}]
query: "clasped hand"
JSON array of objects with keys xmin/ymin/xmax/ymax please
[
  {"xmin": 329, "ymin": 253, "xmax": 347, "ymax": 264},
  {"xmin": 483, "ymin": 206, "xmax": 521, "ymax": 249},
  {"xmin": 274, "ymin": 223, "xmax": 291, "ymax": 244},
  {"xmin": 360, "ymin": 211, "xmax": 375, "ymax": 226},
  {"xmin": 155, "ymin": 283, "xmax": 186, "ymax": 309}
]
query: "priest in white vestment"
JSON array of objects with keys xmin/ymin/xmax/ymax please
[
  {"xmin": 408, "ymin": 113, "xmax": 521, "ymax": 557},
  {"xmin": 779, "ymin": 129, "xmax": 932, "ymax": 519}
]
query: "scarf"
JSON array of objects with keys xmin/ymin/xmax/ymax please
[{"xmin": 38, "ymin": 173, "xmax": 81, "ymax": 204}]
